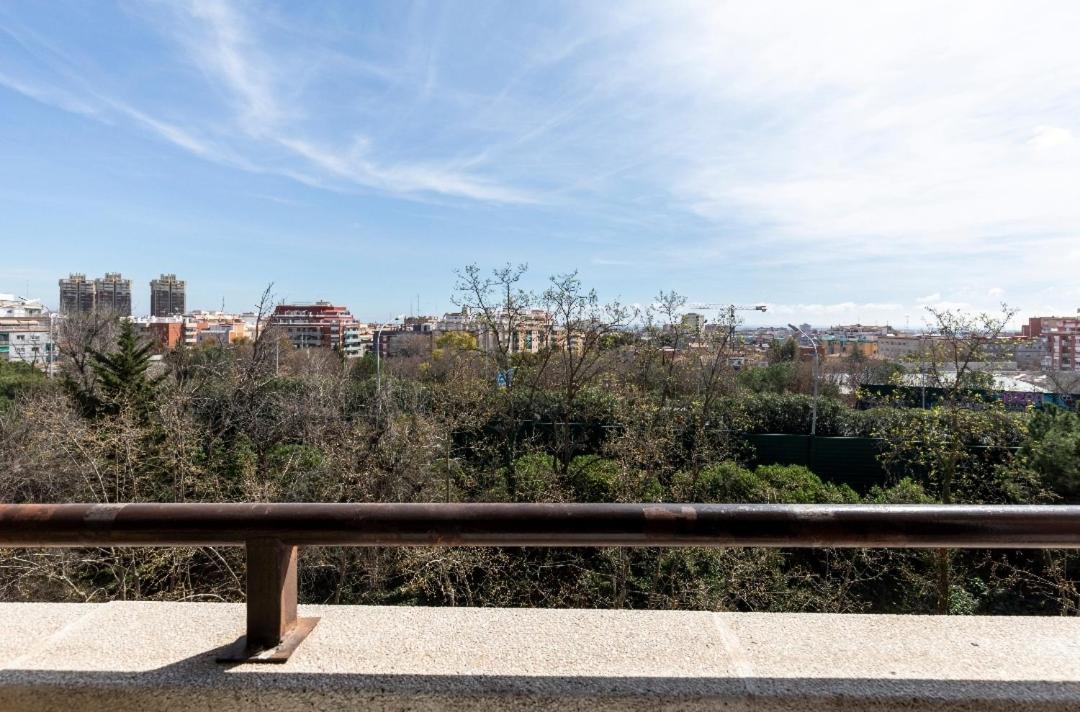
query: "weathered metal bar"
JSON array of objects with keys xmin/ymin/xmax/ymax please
[
  {"xmin": 216, "ymin": 540, "xmax": 319, "ymax": 664},
  {"xmin": 2, "ymin": 503, "xmax": 1080, "ymax": 549},
  {"xmin": 246, "ymin": 541, "xmax": 298, "ymax": 648},
  {"xmin": 3, "ymin": 502, "xmax": 1079, "ymax": 663}
]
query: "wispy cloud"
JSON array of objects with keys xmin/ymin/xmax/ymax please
[
  {"xmin": 0, "ymin": 0, "xmax": 535, "ymax": 204},
  {"xmin": 568, "ymin": 1, "xmax": 1080, "ymax": 262},
  {"xmin": 3, "ymin": 1, "xmax": 1080, "ymax": 320}
]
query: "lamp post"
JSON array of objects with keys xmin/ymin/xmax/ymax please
[
  {"xmin": 43, "ymin": 305, "xmax": 56, "ymax": 378},
  {"xmin": 788, "ymin": 323, "xmax": 820, "ymax": 437},
  {"xmin": 375, "ymin": 315, "xmax": 403, "ymax": 395}
]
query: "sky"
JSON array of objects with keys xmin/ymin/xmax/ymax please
[{"xmin": 2, "ymin": 0, "xmax": 1080, "ymax": 327}]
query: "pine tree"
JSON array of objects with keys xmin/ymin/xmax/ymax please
[{"xmin": 79, "ymin": 320, "xmax": 162, "ymax": 417}]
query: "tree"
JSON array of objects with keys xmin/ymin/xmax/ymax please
[
  {"xmin": 434, "ymin": 331, "xmax": 478, "ymax": 356},
  {"xmin": 767, "ymin": 337, "xmax": 798, "ymax": 364},
  {"xmin": 0, "ymin": 360, "xmax": 50, "ymax": 408},
  {"xmin": 454, "ymin": 263, "xmax": 533, "ymax": 375},
  {"xmin": 86, "ymin": 320, "xmax": 162, "ymax": 417},
  {"xmin": 57, "ymin": 309, "xmax": 120, "ymax": 405},
  {"xmin": 1020, "ymin": 406, "xmax": 1080, "ymax": 501},
  {"xmin": 453, "ymin": 263, "xmax": 545, "ymax": 498},
  {"xmin": 875, "ymin": 303, "xmax": 1018, "ymax": 613},
  {"xmin": 542, "ymin": 271, "xmax": 632, "ymax": 474}
]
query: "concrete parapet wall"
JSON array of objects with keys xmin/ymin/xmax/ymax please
[{"xmin": 1, "ymin": 602, "xmax": 1079, "ymax": 710}]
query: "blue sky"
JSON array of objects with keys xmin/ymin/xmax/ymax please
[{"xmin": 2, "ymin": 1, "xmax": 1080, "ymax": 326}]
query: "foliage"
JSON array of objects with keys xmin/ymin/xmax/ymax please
[
  {"xmin": 67, "ymin": 320, "xmax": 162, "ymax": 418},
  {"xmin": 0, "ymin": 280, "xmax": 1077, "ymax": 617},
  {"xmin": 766, "ymin": 337, "xmax": 798, "ymax": 364},
  {"xmin": 1019, "ymin": 406, "xmax": 1080, "ymax": 501},
  {"xmin": 0, "ymin": 360, "xmax": 51, "ymax": 408},
  {"xmin": 673, "ymin": 462, "xmax": 858, "ymax": 504}
]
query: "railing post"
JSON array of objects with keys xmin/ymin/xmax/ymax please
[
  {"xmin": 217, "ymin": 540, "xmax": 319, "ymax": 663},
  {"xmin": 247, "ymin": 539, "xmax": 297, "ymax": 647}
]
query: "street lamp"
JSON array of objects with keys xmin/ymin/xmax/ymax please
[
  {"xmin": 375, "ymin": 315, "xmax": 404, "ymax": 394},
  {"xmin": 788, "ymin": 323, "xmax": 820, "ymax": 437}
]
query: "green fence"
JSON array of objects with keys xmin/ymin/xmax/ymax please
[{"xmin": 743, "ymin": 434, "xmax": 887, "ymax": 493}]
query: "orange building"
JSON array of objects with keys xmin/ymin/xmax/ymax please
[{"xmin": 146, "ymin": 321, "xmax": 184, "ymax": 350}]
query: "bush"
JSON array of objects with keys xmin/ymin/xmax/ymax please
[
  {"xmin": 1020, "ymin": 406, "xmax": 1080, "ymax": 501},
  {"xmin": 673, "ymin": 461, "xmax": 857, "ymax": 503}
]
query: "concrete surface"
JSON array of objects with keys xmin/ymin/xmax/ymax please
[{"xmin": 0, "ymin": 602, "xmax": 1078, "ymax": 710}]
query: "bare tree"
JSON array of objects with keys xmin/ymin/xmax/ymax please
[
  {"xmin": 542, "ymin": 272, "xmax": 633, "ymax": 474},
  {"xmin": 452, "ymin": 264, "xmax": 542, "ymax": 498},
  {"xmin": 56, "ymin": 309, "xmax": 120, "ymax": 404},
  {"xmin": 453, "ymin": 263, "xmax": 533, "ymax": 375}
]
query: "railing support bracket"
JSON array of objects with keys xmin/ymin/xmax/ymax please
[{"xmin": 217, "ymin": 540, "xmax": 319, "ymax": 664}]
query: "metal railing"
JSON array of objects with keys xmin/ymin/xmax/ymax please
[{"xmin": 2, "ymin": 503, "xmax": 1079, "ymax": 662}]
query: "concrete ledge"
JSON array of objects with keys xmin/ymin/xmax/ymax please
[{"xmin": 1, "ymin": 602, "xmax": 1078, "ymax": 710}]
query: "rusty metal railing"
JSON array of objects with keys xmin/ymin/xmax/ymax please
[{"xmin": 2, "ymin": 503, "xmax": 1079, "ymax": 662}]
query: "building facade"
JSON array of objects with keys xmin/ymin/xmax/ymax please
[
  {"xmin": 875, "ymin": 335, "xmax": 928, "ymax": 361},
  {"xmin": 819, "ymin": 335, "xmax": 879, "ymax": 358},
  {"xmin": 143, "ymin": 320, "xmax": 184, "ymax": 351},
  {"xmin": 1015, "ymin": 340, "xmax": 1046, "ymax": 370},
  {"xmin": 0, "ymin": 296, "xmax": 54, "ymax": 370},
  {"xmin": 182, "ymin": 312, "xmax": 251, "ymax": 347},
  {"xmin": 150, "ymin": 274, "xmax": 186, "ymax": 317},
  {"xmin": 269, "ymin": 302, "xmax": 364, "ymax": 358},
  {"xmin": 681, "ymin": 312, "xmax": 706, "ymax": 332},
  {"xmin": 1047, "ymin": 324, "xmax": 1080, "ymax": 371},
  {"xmin": 94, "ymin": 273, "xmax": 132, "ymax": 316},
  {"xmin": 1021, "ymin": 315, "xmax": 1079, "ymax": 338},
  {"xmin": 58, "ymin": 274, "xmax": 95, "ymax": 315},
  {"xmin": 475, "ymin": 310, "xmax": 554, "ymax": 355}
]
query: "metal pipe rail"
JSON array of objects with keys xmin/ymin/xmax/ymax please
[{"xmin": 2, "ymin": 503, "xmax": 1079, "ymax": 663}]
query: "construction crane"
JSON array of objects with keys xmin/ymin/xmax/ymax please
[{"xmin": 684, "ymin": 304, "xmax": 768, "ymax": 338}]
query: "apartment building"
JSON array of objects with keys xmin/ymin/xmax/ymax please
[
  {"xmin": 58, "ymin": 273, "xmax": 95, "ymax": 315},
  {"xmin": 681, "ymin": 312, "xmax": 706, "ymax": 332},
  {"xmin": 0, "ymin": 295, "xmax": 54, "ymax": 369},
  {"xmin": 876, "ymin": 335, "xmax": 928, "ymax": 361},
  {"xmin": 475, "ymin": 309, "xmax": 554, "ymax": 355},
  {"xmin": 818, "ymin": 335, "xmax": 879, "ymax": 358},
  {"xmin": 1015, "ymin": 340, "xmax": 1046, "ymax": 370},
  {"xmin": 182, "ymin": 311, "xmax": 251, "ymax": 347},
  {"xmin": 1047, "ymin": 324, "xmax": 1080, "ymax": 371},
  {"xmin": 269, "ymin": 302, "xmax": 364, "ymax": 358},
  {"xmin": 143, "ymin": 320, "xmax": 184, "ymax": 350},
  {"xmin": 94, "ymin": 273, "xmax": 132, "ymax": 316},
  {"xmin": 150, "ymin": 274, "xmax": 186, "ymax": 317},
  {"xmin": 1021, "ymin": 315, "xmax": 1080, "ymax": 338}
]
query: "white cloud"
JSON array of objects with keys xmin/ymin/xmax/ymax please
[
  {"xmin": 178, "ymin": 0, "xmax": 283, "ymax": 134},
  {"xmin": 1029, "ymin": 126, "xmax": 1076, "ymax": 150},
  {"xmin": 758, "ymin": 302, "xmax": 906, "ymax": 326},
  {"xmin": 4, "ymin": 0, "xmax": 1080, "ymax": 321},
  {"xmin": 580, "ymin": 1, "xmax": 1080, "ymax": 259}
]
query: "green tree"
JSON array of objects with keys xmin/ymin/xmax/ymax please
[
  {"xmin": 767, "ymin": 337, "xmax": 798, "ymax": 364},
  {"xmin": 1020, "ymin": 406, "xmax": 1080, "ymax": 501},
  {"xmin": 74, "ymin": 320, "xmax": 162, "ymax": 417},
  {"xmin": 873, "ymin": 304, "xmax": 1019, "ymax": 614},
  {"xmin": 0, "ymin": 359, "xmax": 49, "ymax": 408}
]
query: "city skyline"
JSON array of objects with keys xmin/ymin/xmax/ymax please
[{"xmin": 3, "ymin": 2, "xmax": 1080, "ymax": 325}]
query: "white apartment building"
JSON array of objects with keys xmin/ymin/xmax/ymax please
[
  {"xmin": 876, "ymin": 335, "xmax": 929, "ymax": 361},
  {"xmin": 0, "ymin": 295, "xmax": 55, "ymax": 370}
]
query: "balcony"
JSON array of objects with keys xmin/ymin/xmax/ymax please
[
  {"xmin": 2, "ymin": 502, "xmax": 1079, "ymax": 710},
  {"xmin": 3, "ymin": 602, "xmax": 1079, "ymax": 710}
]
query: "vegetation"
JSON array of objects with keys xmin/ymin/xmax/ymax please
[{"xmin": 1, "ymin": 271, "xmax": 1077, "ymax": 616}]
